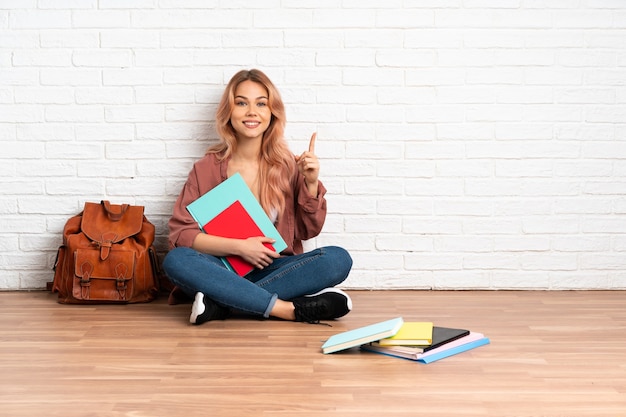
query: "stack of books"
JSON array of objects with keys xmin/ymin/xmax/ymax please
[{"xmin": 321, "ymin": 317, "xmax": 490, "ymax": 363}]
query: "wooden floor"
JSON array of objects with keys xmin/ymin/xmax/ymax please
[{"xmin": 0, "ymin": 290, "xmax": 624, "ymax": 417}]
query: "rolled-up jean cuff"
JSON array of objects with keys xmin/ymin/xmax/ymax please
[{"xmin": 263, "ymin": 293, "xmax": 279, "ymax": 318}]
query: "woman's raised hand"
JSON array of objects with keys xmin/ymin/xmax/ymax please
[{"xmin": 295, "ymin": 132, "xmax": 320, "ymax": 195}]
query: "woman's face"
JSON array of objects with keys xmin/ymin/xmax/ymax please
[{"xmin": 230, "ymin": 80, "xmax": 272, "ymax": 143}]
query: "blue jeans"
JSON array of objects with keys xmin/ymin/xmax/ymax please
[{"xmin": 162, "ymin": 246, "xmax": 352, "ymax": 318}]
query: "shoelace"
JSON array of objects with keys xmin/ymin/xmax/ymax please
[{"xmin": 296, "ymin": 301, "xmax": 333, "ymax": 326}]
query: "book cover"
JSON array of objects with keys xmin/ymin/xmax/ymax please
[
  {"xmin": 361, "ymin": 331, "xmax": 489, "ymax": 364},
  {"xmin": 321, "ymin": 317, "xmax": 404, "ymax": 355},
  {"xmin": 202, "ymin": 200, "xmax": 276, "ymax": 276},
  {"xmin": 424, "ymin": 326, "xmax": 470, "ymax": 352},
  {"xmin": 186, "ymin": 172, "xmax": 287, "ymax": 276},
  {"xmin": 417, "ymin": 333, "xmax": 490, "ymax": 364},
  {"xmin": 371, "ymin": 326, "xmax": 470, "ymax": 353},
  {"xmin": 377, "ymin": 321, "xmax": 433, "ymax": 346}
]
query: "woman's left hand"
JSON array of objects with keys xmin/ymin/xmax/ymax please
[{"xmin": 295, "ymin": 132, "xmax": 320, "ymax": 196}]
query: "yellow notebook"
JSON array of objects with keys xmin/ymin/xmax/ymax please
[{"xmin": 377, "ymin": 322, "xmax": 433, "ymax": 346}]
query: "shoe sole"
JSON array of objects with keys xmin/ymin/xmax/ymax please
[
  {"xmin": 305, "ymin": 287, "xmax": 353, "ymax": 311},
  {"xmin": 190, "ymin": 292, "xmax": 205, "ymax": 324}
]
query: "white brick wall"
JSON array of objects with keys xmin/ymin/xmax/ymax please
[{"xmin": 1, "ymin": 2, "xmax": 625, "ymax": 290}]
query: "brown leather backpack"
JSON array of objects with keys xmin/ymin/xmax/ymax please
[{"xmin": 51, "ymin": 201, "xmax": 159, "ymax": 304}]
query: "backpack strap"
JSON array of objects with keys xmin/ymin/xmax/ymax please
[
  {"xmin": 94, "ymin": 231, "xmax": 118, "ymax": 260},
  {"xmin": 78, "ymin": 260, "xmax": 93, "ymax": 300},
  {"xmin": 102, "ymin": 200, "xmax": 129, "ymax": 221}
]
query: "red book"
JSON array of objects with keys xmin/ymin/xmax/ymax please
[{"xmin": 202, "ymin": 200, "xmax": 275, "ymax": 276}]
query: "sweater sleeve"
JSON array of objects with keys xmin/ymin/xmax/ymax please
[
  {"xmin": 167, "ymin": 160, "xmax": 211, "ymax": 249},
  {"xmin": 292, "ymin": 168, "xmax": 327, "ymax": 242}
]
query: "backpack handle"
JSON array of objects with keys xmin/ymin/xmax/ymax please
[{"xmin": 101, "ymin": 200, "xmax": 129, "ymax": 222}]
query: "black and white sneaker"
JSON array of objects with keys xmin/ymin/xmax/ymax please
[
  {"xmin": 190, "ymin": 292, "xmax": 229, "ymax": 325},
  {"xmin": 292, "ymin": 288, "xmax": 352, "ymax": 324}
]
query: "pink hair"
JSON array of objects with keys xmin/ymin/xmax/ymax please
[{"xmin": 208, "ymin": 69, "xmax": 295, "ymax": 217}]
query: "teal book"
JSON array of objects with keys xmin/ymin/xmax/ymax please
[
  {"xmin": 321, "ymin": 317, "xmax": 404, "ymax": 354},
  {"xmin": 186, "ymin": 172, "xmax": 287, "ymax": 276}
]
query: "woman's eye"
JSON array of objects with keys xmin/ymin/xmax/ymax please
[
  {"xmin": 235, "ymin": 101, "xmax": 246, "ymax": 106},
  {"xmin": 257, "ymin": 102, "xmax": 267, "ymax": 107}
]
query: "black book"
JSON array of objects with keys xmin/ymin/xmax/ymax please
[{"xmin": 423, "ymin": 326, "xmax": 470, "ymax": 352}]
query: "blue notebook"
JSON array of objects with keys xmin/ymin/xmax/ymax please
[{"xmin": 321, "ymin": 317, "xmax": 404, "ymax": 354}]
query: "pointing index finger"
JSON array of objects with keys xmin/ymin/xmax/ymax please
[{"xmin": 308, "ymin": 132, "xmax": 317, "ymax": 153}]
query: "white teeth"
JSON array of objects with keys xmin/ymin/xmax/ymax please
[{"xmin": 244, "ymin": 122, "xmax": 259, "ymax": 127}]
